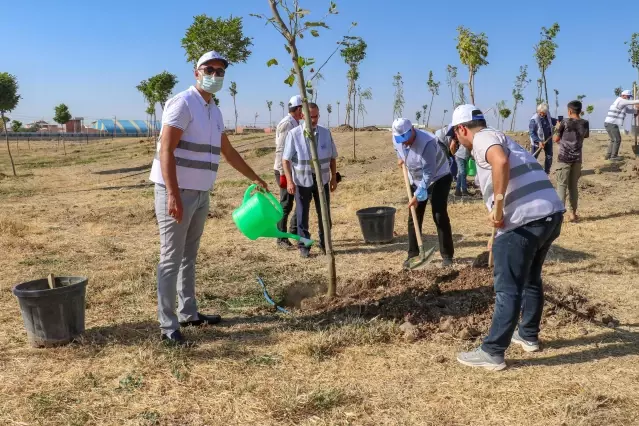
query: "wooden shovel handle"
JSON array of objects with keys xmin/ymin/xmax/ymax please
[
  {"xmin": 488, "ymin": 194, "xmax": 504, "ymax": 267},
  {"xmin": 402, "ymin": 164, "xmax": 424, "ymax": 248}
]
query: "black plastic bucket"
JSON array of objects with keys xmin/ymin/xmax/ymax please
[
  {"xmin": 12, "ymin": 277, "xmax": 88, "ymax": 348},
  {"xmin": 356, "ymin": 206, "xmax": 396, "ymax": 243}
]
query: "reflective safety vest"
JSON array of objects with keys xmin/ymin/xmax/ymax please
[
  {"xmin": 284, "ymin": 125, "xmax": 337, "ymax": 187},
  {"xmin": 604, "ymin": 97, "xmax": 631, "ymax": 127},
  {"xmin": 474, "ymin": 128, "xmax": 565, "ymax": 235},
  {"xmin": 150, "ymin": 86, "xmax": 223, "ymax": 191}
]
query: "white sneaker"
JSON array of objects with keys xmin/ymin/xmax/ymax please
[{"xmin": 511, "ymin": 329, "xmax": 540, "ymax": 352}]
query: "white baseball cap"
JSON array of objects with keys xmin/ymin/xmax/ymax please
[
  {"xmin": 392, "ymin": 118, "xmax": 414, "ymax": 144},
  {"xmin": 288, "ymin": 95, "xmax": 303, "ymax": 108},
  {"xmin": 446, "ymin": 104, "xmax": 485, "ymax": 137},
  {"xmin": 196, "ymin": 51, "xmax": 228, "ymax": 69},
  {"xmin": 621, "ymin": 89, "xmax": 633, "ymax": 98}
]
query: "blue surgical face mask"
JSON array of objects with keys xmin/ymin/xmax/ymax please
[{"xmin": 199, "ymin": 75, "xmax": 224, "ymax": 94}]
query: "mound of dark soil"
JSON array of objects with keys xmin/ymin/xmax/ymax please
[{"xmin": 333, "ymin": 124, "xmax": 354, "ymax": 133}]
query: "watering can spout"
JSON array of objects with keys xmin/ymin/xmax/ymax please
[{"xmin": 232, "ymin": 184, "xmax": 314, "ymax": 247}]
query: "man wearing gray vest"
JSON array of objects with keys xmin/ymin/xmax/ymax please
[
  {"xmin": 604, "ymin": 89, "xmax": 639, "ymax": 161},
  {"xmin": 529, "ymin": 103, "xmax": 555, "ymax": 174},
  {"xmin": 448, "ymin": 105, "xmax": 565, "ymax": 371},
  {"xmin": 393, "ymin": 118, "xmax": 455, "ymax": 268},
  {"xmin": 273, "ymin": 95, "xmax": 303, "ymax": 249},
  {"xmin": 149, "ymin": 51, "xmax": 268, "ymax": 344},
  {"xmin": 282, "ymin": 103, "xmax": 338, "ymax": 258}
]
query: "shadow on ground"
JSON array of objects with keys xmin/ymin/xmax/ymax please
[{"xmin": 93, "ymin": 164, "xmax": 151, "ymax": 175}]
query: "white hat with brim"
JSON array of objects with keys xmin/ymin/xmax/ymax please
[
  {"xmin": 288, "ymin": 95, "xmax": 303, "ymax": 108},
  {"xmin": 392, "ymin": 118, "xmax": 413, "ymax": 144},
  {"xmin": 197, "ymin": 51, "xmax": 229, "ymax": 69},
  {"xmin": 621, "ymin": 89, "xmax": 633, "ymax": 98},
  {"xmin": 446, "ymin": 104, "xmax": 485, "ymax": 137}
]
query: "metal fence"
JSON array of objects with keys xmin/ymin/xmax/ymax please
[{"xmin": 1, "ymin": 132, "xmax": 157, "ymax": 140}]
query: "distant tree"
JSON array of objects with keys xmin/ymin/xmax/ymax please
[
  {"xmin": 426, "ymin": 70, "xmax": 440, "ymax": 127},
  {"xmin": 577, "ymin": 95, "xmax": 587, "ymax": 117},
  {"xmin": 0, "ymin": 73, "xmax": 20, "ymax": 175},
  {"xmin": 340, "ymin": 37, "xmax": 367, "ymax": 126},
  {"xmin": 309, "ymin": 71, "xmax": 324, "ymax": 103},
  {"xmin": 392, "ymin": 72, "xmax": 404, "ymax": 119},
  {"xmin": 326, "ymin": 104, "xmax": 332, "ymax": 128},
  {"xmin": 266, "ymin": 100, "xmax": 273, "ymax": 128},
  {"xmin": 254, "ymin": 112, "xmax": 259, "ymax": 128},
  {"xmin": 554, "ymin": 89, "xmax": 559, "ymax": 117},
  {"xmin": 455, "ymin": 26, "xmax": 489, "ymax": 105},
  {"xmin": 614, "ymin": 86, "xmax": 623, "ymax": 97},
  {"xmin": 511, "ymin": 65, "xmax": 530, "ymax": 131},
  {"xmin": 586, "ymin": 105, "xmax": 594, "ymax": 119},
  {"xmin": 446, "ymin": 65, "xmax": 458, "ymax": 109},
  {"xmin": 499, "ymin": 108, "xmax": 511, "ymax": 130},
  {"xmin": 11, "ymin": 120, "xmax": 21, "ymax": 132},
  {"xmin": 458, "ymin": 83, "xmax": 467, "ymax": 104},
  {"xmin": 535, "ymin": 78, "xmax": 544, "ymax": 106},
  {"xmin": 422, "ymin": 104, "xmax": 428, "ymax": 126},
  {"xmin": 229, "ymin": 82, "xmax": 238, "ymax": 133},
  {"xmin": 441, "ymin": 109, "xmax": 449, "ymax": 128},
  {"xmin": 182, "ymin": 15, "xmax": 253, "ymax": 66},
  {"xmin": 357, "ymin": 86, "xmax": 372, "ymax": 127},
  {"xmin": 415, "ymin": 111, "xmax": 422, "ymax": 125},
  {"xmin": 136, "ymin": 80, "xmax": 155, "ymax": 137},
  {"xmin": 534, "ymin": 23, "xmax": 560, "ymax": 105},
  {"xmin": 148, "ymin": 71, "xmax": 178, "ymax": 110},
  {"xmin": 336, "ymin": 100, "xmax": 341, "ymax": 125},
  {"xmin": 279, "ymin": 101, "xmax": 285, "ymax": 117},
  {"xmin": 53, "ymin": 103, "xmax": 72, "ymax": 155}
]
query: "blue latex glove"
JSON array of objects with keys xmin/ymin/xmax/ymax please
[{"xmin": 415, "ymin": 185, "xmax": 428, "ymax": 202}]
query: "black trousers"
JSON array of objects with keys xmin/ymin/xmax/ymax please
[
  {"xmin": 294, "ymin": 174, "xmax": 331, "ymax": 249},
  {"xmin": 274, "ymin": 171, "xmax": 297, "ymax": 241},
  {"xmin": 407, "ymin": 174, "xmax": 454, "ymax": 260}
]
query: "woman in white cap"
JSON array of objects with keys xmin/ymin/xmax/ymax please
[
  {"xmin": 604, "ymin": 89, "xmax": 639, "ymax": 161},
  {"xmin": 392, "ymin": 118, "xmax": 454, "ymax": 268}
]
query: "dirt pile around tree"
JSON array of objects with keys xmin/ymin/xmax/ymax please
[
  {"xmin": 297, "ymin": 266, "xmax": 615, "ymax": 340},
  {"xmin": 333, "ymin": 124, "xmax": 354, "ymax": 132},
  {"xmin": 619, "ymin": 159, "xmax": 639, "ymax": 180}
]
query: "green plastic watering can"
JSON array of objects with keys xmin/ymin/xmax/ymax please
[
  {"xmin": 232, "ymin": 184, "xmax": 314, "ymax": 247},
  {"xmin": 466, "ymin": 158, "xmax": 477, "ymax": 177}
]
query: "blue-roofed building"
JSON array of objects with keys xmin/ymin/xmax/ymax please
[{"xmin": 93, "ymin": 119, "xmax": 160, "ymax": 135}]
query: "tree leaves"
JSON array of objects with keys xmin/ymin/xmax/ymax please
[
  {"xmin": 284, "ymin": 74, "xmax": 295, "ymax": 87},
  {"xmin": 0, "ymin": 72, "xmax": 20, "ymax": 113},
  {"xmin": 267, "ymin": 58, "xmax": 279, "ymax": 67},
  {"xmin": 53, "ymin": 103, "xmax": 72, "ymax": 125},
  {"xmin": 181, "ymin": 15, "xmax": 253, "ymax": 66},
  {"xmin": 310, "ymin": 30, "xmax": 320, "ymax": 37}
]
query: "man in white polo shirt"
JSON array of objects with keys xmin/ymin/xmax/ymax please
[
  {"xmin": 282, "ymin": 102, "xmax": 338, "ymax": 258},
  {"xmin": 447, "ymin": 105, "xmax": 564, "ymax": 371},
  {"xmin": 604, "ymin": 89, "xmax": 639, "ymax": 161},
  {"xmin": 149, "ymin": 51, "xmax": 268, "ymax": 344},
  {"xmin": 392, "ymin": 118, "xmax": 454, "ymax": 268},
  {"xmin": 273, "ymin": 95, "xmax": 303, "ymax": 249}
]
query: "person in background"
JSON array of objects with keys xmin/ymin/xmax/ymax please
[
  {"xmin": 529, "ymin": 103, "xmax": 556, "ymax": 174},
  {"xmin": 393, "ymin": 118, "xmax": 455, "ymax": 268},
  {"xmin": 282, "ymin": 103, "xmax": 338, "ymax": 258},
  {"xmin": 553, "ymin": 100, "xmax": 589, "ymax": 223},
  {"xmin": 149, "ymin": 51, "xmax": 268, "ymax": 345},
  {"xmin": 604, "ymin": 89, "xmax": 639, "ymax": 161},
  {"xmin": 448, "ymin": 105, "xmax": 564, "ymax": 371},
  {"xmin": 273, "ymin": 95, "xmax": 303, "ymax": 249},
  {"xmin": 449, "ymin": 130, "xmax": 472, "ymax": 197},
  {"xmin": 434, "ymin": 126, "xmax": 457, "ymax": 184}
]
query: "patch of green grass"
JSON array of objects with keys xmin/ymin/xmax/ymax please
[
  {"xmin": 271, "ymin": 387, "xmax": 353, "ymax": 422},
  {"xmin": 247, "ymin": 354, "xmax": 281, "ymax": 367},
  {"xmin": 28, "ymin": 392, "xmax": 76, "ymax": 418},
  {"xmin": 18, "ymin": 257, "xmax": 60, "ymax": 267},
  {"xmin": 253, "ymin": 146, "xmax": 276, "ymax": 157},
  {"xmin": 118, "ymin": 373, "xmax": 143, "ymax": 391},
  {"xmin": 140, "ymin": 410, "xmax": 161, "ymax": 425}
]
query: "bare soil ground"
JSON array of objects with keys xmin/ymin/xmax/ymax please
[{"xmin": 1, "ymin": 131, "xmax": 639, "ymax": 425}]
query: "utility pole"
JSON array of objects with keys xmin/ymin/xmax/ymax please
[{"xmin": 112, "ymin": 115, "xmax": 116, "ymax": 140}]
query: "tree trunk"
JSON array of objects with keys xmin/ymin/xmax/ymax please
[
  {"xmin": 269, "ymin": 0, "xmax": 336, "ymax": 298},
  {"xmin": 337, "ymin": 104, "xmax": 340, "ymax": 126},
  {"xmin": 233, "ymin": 98, "xmax": 238, "ymax": 134},
  {"xmin": 2, "ymin": 112, "xmax": 17, "ymax": 176},
  {"xmin": 352, "ymin": 86, "xmax": 356, "ymax": 160},
  {"xmin": 542, "ymin": 69, "xmax": 549, "ymax": 106},
  {"xmin": 426, "ymin": 93, "xmax": 434, "ymax": 127},
  {"xmin": 345, "ymin": 78, "xmax": 353, "ymax": 125},
  {"xmin": 511, "ymin": 102, "xmax": 518, "ymax": 132},
  {"xmin": 469, "ymin": 72, "xmax": 475, "ymax": 105}
]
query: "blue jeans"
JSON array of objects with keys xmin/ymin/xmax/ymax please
[
  {"xmin": 455, "ymin": 157, "xmax": 468, "ymax": 192},
  {"xmin": 294, "ymin": 174, "xmax": 331, "ymax": 249},
  {"xmin": 481, "ymin": 212, "xmax": 563, "ymax": 356},
  {"xmin": 531, "ymin": 140, "xmax": 553, "ymax": 174}
]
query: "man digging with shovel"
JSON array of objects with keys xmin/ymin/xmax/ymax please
[
  {"xmin": 448, "ymin": 105, "xmax": 565, "ymax": 371},
  {"xmin": 392, "ymin": 118, "xmax": 454, "ymax": 269}
]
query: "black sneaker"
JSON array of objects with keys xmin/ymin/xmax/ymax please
[
  {"xmin": 604, "ymin": 155, "xmax": 611, "ymax": 160},
  {"xmin": 454, "ymin": 189, "xmax": 463, "ymax": 197},
  {"xmin": 610, "ymin": 156, "xmax": 623, "ymax": 162},
  {"xmin": 300, "ymin": 248, "xmax": 311, "ymax": 258},
  {"xmin": 442, "ymin": 258, "xmax": 454, "ymax": 267},
  {"xmin": 161, "ymin": 330, "xmax": 186, "ymax": 346},
  {"xmin": 179, "ymin": 312, "xmax": 222, "ymax": 328},
  {"xmin": 462, "ymin": 190, "xmax": 472, "ymax": 197}
]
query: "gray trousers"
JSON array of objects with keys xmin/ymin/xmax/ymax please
[
  {"xmin": 154, "ymin": 184, "xmax": 209, "ymax": 334},
  {"xmin": 605, "ymin": 122, "xmax": 622, "ymax": 158},
  {"xmin": 556, "ymin": 162, "xmax": 581, "ymax": 212}
]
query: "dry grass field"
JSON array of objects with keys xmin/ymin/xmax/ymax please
[{"xmin": 1, "ymin": 129, "xmax": 639, "ymax": 425}]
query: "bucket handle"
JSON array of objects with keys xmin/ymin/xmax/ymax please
[{"xmin": 242, "ymin": 184, "xmax": 283, "ymax": 215}]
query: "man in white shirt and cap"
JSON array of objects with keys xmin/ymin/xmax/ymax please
[
  {"xmin": 447, "ymin": 105, "xmax": 565, "ymax": 371},
  {"xmin": 273, "ymin": 95, "xmax": 304, "ymax": 249},
  {"xmin": 149, "ymin": 51, "xmax": 268, "ymax": 345},
  {"xmin": 282, "ymin": 102, "xmax": 338, "ymax": 258},
  {"xmin": 393, "ymin": 118, "xmax": 454, "ymax": 268},
  {"xmin": 604, "ymin": 89, "xmax": 639, "ymax": 161}
]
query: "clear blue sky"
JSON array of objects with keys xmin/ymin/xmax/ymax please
[{"xmin": 4, "ymin": 0, "xmax": 637, "ymax": 130}]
